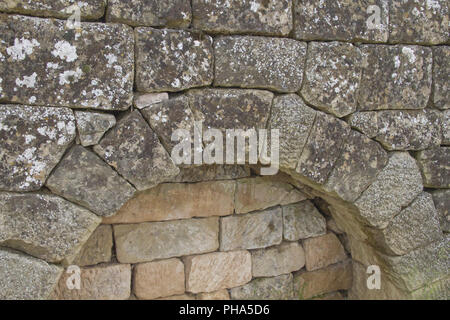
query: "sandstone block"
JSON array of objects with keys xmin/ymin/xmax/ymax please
[
  {"xmin": 283, "ymin": 201, "xmax": 326, "ymax": 241},
  {"xmin": 303, "ymin": 233, "xmax": 347, "ymax": 271}
]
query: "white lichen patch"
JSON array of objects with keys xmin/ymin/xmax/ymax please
[
  {"xmin": 16, "ymin": 72, "xmax": 38, "ymax": 88},
  {"xmin": 51, "ymin": 40, "xmax": 78, "ymax": 62},
  {"xmin": 6, "ymin": 38, "xmax": 40, "ymax": 61},
  {"xmin": 58, "ymin": 68, "xmax": 83, "ymax": 86}
]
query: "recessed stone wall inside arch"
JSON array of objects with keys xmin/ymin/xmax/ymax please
[{"xmin": 0, "ymin": 0, "xmax": 449, "ymax": 300}]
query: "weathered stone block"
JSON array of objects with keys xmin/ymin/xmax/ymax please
[
  {"xmin": 294, "ymin": 260, "xmax": 352, "ymax": 300},
  {"xmin": 214, "ymin": 36, "xmax": 306, "ymax": 92},
  {"xmin": 73, "ymin": 225, "xmax": 113, "ymax": 267},
  {"xmin": 267, "ymin": 94, "xmax": 316, "ymax": 170},
  {"xmin": 135, "ymin": 28, "xmax": 213, "ymax": 92},
  {"xmin": 185, "ymin": 251, "xmax": 251, "ymax": 293},
  {"xmin": 230, "ymin": 274, "xmax": 294, "ymax": 300},
  {"xmin": 192, "ymin": 0, "xmax": 292, "ymax": 36},
  {"xmin": 432, "ymin": 189, "xmax": 450, "ymax": 233},
  {"xmin": 107, "ymin": 0, "xmax": 191, "ymax": 28},
  {"xmin": 220, "ymin": 207, "xmax": 282, "ymax": 251},
  {"xmin": 0, "ymin": 15, "xmax": 134, "ymax": 110},
  {"xmin": 355, "ymin": 152, "xmax": 423, "ymax": 228},
  {"xmin": 74, "ymin": 111, "xmax": 116, "ymax": 147},
  {"xmin": 0, "ymin": 105, "xmax": 75, "ymax": 191},
  {"xmin": 296, "ymin": 112, "xmax": 351, "ymax": 184},
  {"xmin": 301, "ymin": 42, "xmax": 362, "ymax": 118},
  {"xmin": 348, "ymin": 110, "xmax": 442, "ymax": 150},
  {"xmin": 235, "ymin": 177, "xmax": 307, "ymax": 214},
  {"xmin": 47, "ymin": 145, "xmax": 136, "ymax": 217},
  {"xmin": 197, "ymin": 290, "xmax": 230, "ymax": 300},
  {"xmin": 93, "ymin": 111, "xmax": 179, "ymax": 191},
  {"xmin": 0, "ymin": 248, "xmax": 62, "ymax": 300},
  {"xmin": 103, "ymin": 181, "xmax": 235, "ymax": 224},
  {"xmin": 52, "ymin": 264, "xmax": 131, "ymax": 300},
  {"xmin": 114, "ymin": 217, "xmax": 219, "ymax": 263},
  {"xmin": 390, "ymin": 0, "xmax": 449, "ymax": 45},
  {"xmin": 251, "ymin": 242, "xmax": 305, "ymax": 278},
  {"xmin": 0, "ymin": 0, "xmax": 106, "ymax": 19},
  {"xmin": 358, "ymin": 45, "xmax": 432, "ymax": 111},
  {"xmin": 134, "ymin": 258, "xmax": 185, "ymax": 299},
  {"xmin": 303, "ymin": 233, "xmax": 347, "ymax": 271},
  {"xmin": 416, "ymin": 147, "xmax": 450, "ymax": 188},
  {"xmin": 293, "ymin": 0, "xmax": 389, "ymax": 42},
  {"xmin": 0, "ymin": 192, "xmax": 101, "ymax": 264},
  {"xmin": 433, "ymin": 47, "xmax": 450, "ymax": 109},
  {"xmin": 283, "ymin": 201, "xmax": 326, "ymax": 241}
]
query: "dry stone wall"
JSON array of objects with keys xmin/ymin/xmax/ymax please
[{"xmin": 0, "ymin": 0, "xmax": 448, "ymax": 300}]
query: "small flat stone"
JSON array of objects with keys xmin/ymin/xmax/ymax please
[
  {"xmin": 0, "ymin": 0, "xmax": 106, "ymax": 19},
  {"xmin": 416, "ymin": 147, "xmax": 450, "ymax": 188},
  {"xmin": 220, "ymin": 207, "xmax": 283, "ymax": 251},
  {"xmin": 107, "ymin": 0, "xmax": 191, "ymax": 28},
  {"xmin": 135, "ymin": 28, "xmax": 213, "ymax": 92},
  {"xmin": 47, "ymin": 145, "xmax": 136, "ymax": 217},
  {"xmin": 354, "ymin": 152, "xmax": 423, "ymax": 228},
  {"xmin": 293, "ymin": 0, "xmax": 389, "ymax": 42},
  {"xmin": 0, "ymin": 15, "xmax": 134, "ymax": 110},
  {"xmin": 433, "ymin": 47, "xmax": 450, "ymax": 109},
  {"xmin": 134, "ymin": 258, "xmax": 185, "ymax": 299},
  {"xmin": 230, "ymin": 274, "xmax": 294, "ymax": 300},
  {"xmin": 52, "ymin": 264, "xmax": 131, "ymax": 300},
  {"xmin": 93, "ymin": 111, "xmax": 179, "ymax": 191},
  {"xmin": 0, "ymin": 248, "xmax": 62, "ymax": 300},
  {"xmin": 73, "ymin": 225, "xmax": 113, "ymax": 267},
  {"xmin": 0, "ymin": 104, "xmax": 75, "ymax": 191},
  {"xmin": 303, "ymin": 233, "xmax": 347, "ymax": 271},
  {"xmin": 184, "ymin": 251, "xmax": 252, "ymax": 293},
  {"xmin": 301, "ymin": 42, "xmax": 362, "ymax": 118},
  {"xmin": 389, "ymin": 0, "xmax": 449, "ymax": 45},
  {"xmin": 282, "ymin": 201, "xmax": 327, "ymax": 241},
  {"xmin": 192, "ymin": 0, "xmax": 292, "ymax": 36},
  {"xmin": 324, "ymin": 130, "xmax": 388, "ymax": 202},
  {"xmin": 74, "ymin": 111, "xmax": 116, "ymax": 147},
  {"xmin": 114, "ymin": 217, "xmax": 219, "ymax": 263},
  {"xmin": 214, "ymin": 36, "xmax": 306, "ymax": 92},
  {"xmin": 0, "ymin": 192, "xmax": 101, "ymax": 263},
  {"xmin": 134, "ymin": 92, "xmax": 169, "ymax": 109},
  {"xmin": 431, "ymin": 189, "xmax": 450, "ymax": 233},
  {"xmin": 358, "ymin": 45, "xmax": 432, "ymax": 111},
  {"xmin": 251, "ymin": 242, "xmax": 305, "ymax": 278},
  {"xmin": 103, "ymin": 181, "xmax": 235, "ymax": 224}
]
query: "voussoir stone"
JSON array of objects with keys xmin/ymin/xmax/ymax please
[
  {"xmin": 390, "ymin": 0, "xmax": 449, "ymax": 45},
  {"xmin": 47, "ymin": 145, "xmax": 136, "ymax": 217},
  {"xmin": 293, "ymin": 0, "xmax": 389, "ymax": 42},
  {"xmin": 135, "ymin": 28, "xmax": 213, "ymax": 92},
  {"xmin": 303, "ymin": 233, "xmax": 347, "ymax": 271},
  {"xmin": 107, "ymin": 0, "xmax": 191, "ymax": 28},
  {"xmin": 74, "ymin": 111, "xmax": 116, "ymax": 147},
  {"xmin": 230, "ymin": 274, "xmax": 294, "ymax": 300},
  {"xmin": 192, "ymin": 0, "xmax": 292, "ymax": 36},
  {"xmin": 103, "ymin": 181, "xmax": 235, "ymax": 224},
  {"xmin": 0, "ymin": 0, "xmax": 106, "ymax": 19},
  {"xmin": 348, "ymin": 110, "xmax": 442, "ymax": 151},
  {"xmin": 214, "ymin": 36, "xmax": 306, "ymax": 92},
  {"xmin": 52, "ymin": 264, "xmax": 131, "ymax": 300},
  {"xmin": 0, "ymin": 192, "xmax": 101, "ymax": 263},
  {"xmin": 296, "ymin": 111, "xmax": 351, "ymax": 185},
  {"xmin": 251, "ymin": 242, "xmax": 305, "ymax": 278},
  {"xmin": 185, "ymin": 251, "xmax": 252, "ymax": 293},
  {"xmin": 301, "ymin": 42, "xmax": 362, "ymax": 118},
  {"xmin": 358, "ymin": 45, "xmax": 432, "ymax": 111},
  {"xmin": 0, "ymin": 248, "xmax": 62, "ymax": 300},
  {"xmin": 134, "ymin": 258, "xmax": 185, "ymax": 300},
  {"xmin": 267, "ymin": 94, "xmax": 316, "ymax": 170},
  {"xmin": 325, "ymin": 130, "xmax": 388, "ymax": 202},
  {"xmin": 432, "ymin": 189, "xmax": 450, "ymax": 233},
  {"xmin": 354, "ymin": 152, "xmax": 423, "ymax": 228},
  {"xmin": 114, "ymin": 217, "xmax": 219, "ymax": 263},
  {"xmin": 416, "ymin": 147, "xmax": 450, "ymax": 188},
  {"xmin": 220, "ymin": 207, "xmax": 283, "ymax": 251},
  {"xmin": 282, "ymin": 201, "xmax": 327, "ymax": 241},
  {"xmin": 433, "ymin": 47, "xmax": 450, "ymax": 109},
  {"xmin": 93, "ymin": 110, "xmax": 179, "ymax": 191},
  {"xmin": 0, "ymin": 105, "xmax": 75, "ymax": 191},
  {"xmin": 0, "ymin": 15, "xmax": 134, "ymax": 110},
  {"xmin": 73, "ymin": 225, "xmax": 113, "ymax": 267},
  {"xmin": 235, "ymin": 177, "xmax": 307, "ymax": 214}
]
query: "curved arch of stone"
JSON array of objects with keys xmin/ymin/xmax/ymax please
[{"xmin": 0, "ymin": 0, "xmax": 448, "ymax": 300}]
